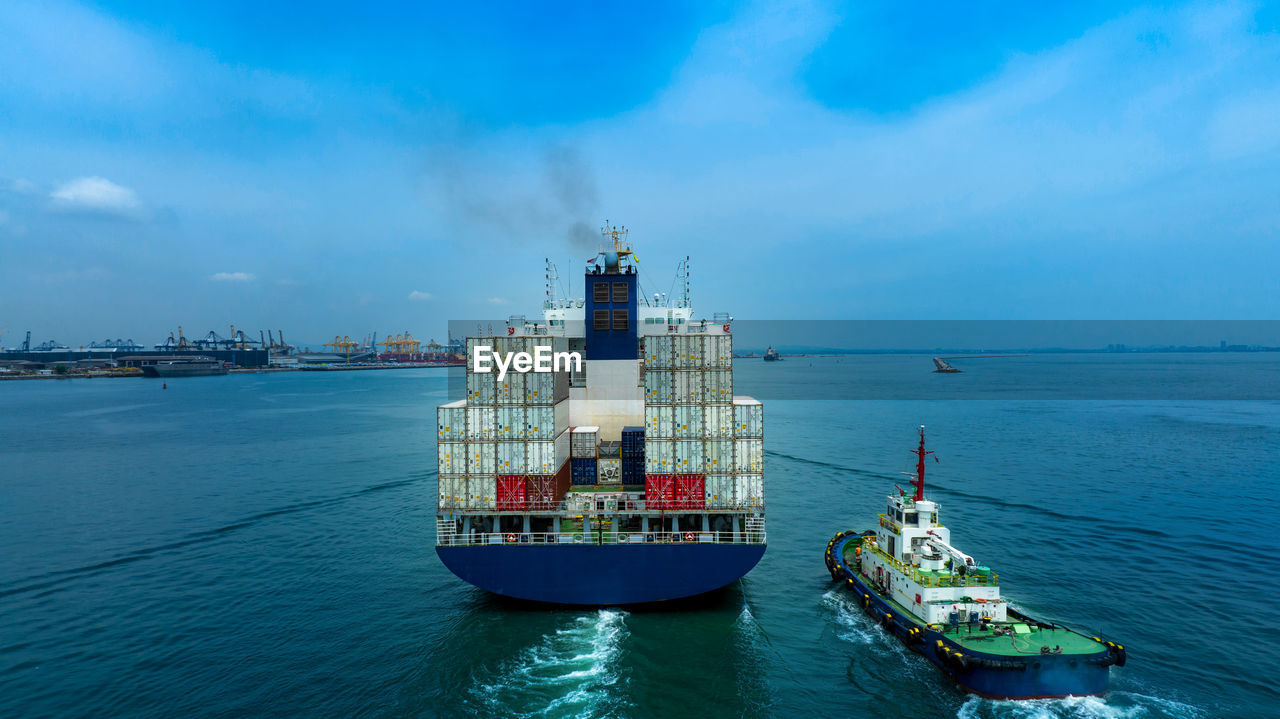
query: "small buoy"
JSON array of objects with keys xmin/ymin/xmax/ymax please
[{"xmin": 162, "ymin": 383, "xmax": 167, "ymax": 389}]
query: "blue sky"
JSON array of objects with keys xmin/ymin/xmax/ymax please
[{"xmin": 2, "ymin": 0, "xmax": 1279, "ymax": 347}]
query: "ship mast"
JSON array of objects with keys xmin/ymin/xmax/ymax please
[{"xmin": 911, "ymin": 425, "xmax": 934, "ymax": 502}]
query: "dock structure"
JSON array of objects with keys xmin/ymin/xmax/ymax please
[
  {"xmin": 933, "ymin": 354, "xmax": 1028, "ymax": 373},
  {"xmin": 933, "ymin": 358, "xmax": 962, "ymax": 373}
]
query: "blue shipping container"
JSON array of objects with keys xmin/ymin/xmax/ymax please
[
  {"xmin": 621, "ymin": 426, "xmax": 645, "ymax": 458},
  {"xmin": 621, "ymin": 456, "xmax": 645, "ymax": 484},
  {"xmin": 571, "ymin": 457, "xmax": 598, "ymax": 485}
]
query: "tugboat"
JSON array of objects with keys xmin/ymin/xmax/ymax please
[{"xmin": 823, "ymin": 427, "xmax": 1126, "ymax": 699}]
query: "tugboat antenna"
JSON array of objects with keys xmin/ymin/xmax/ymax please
[{"xmin": 911, "ymin": 425, "xmax": 935, "ymax": 502}]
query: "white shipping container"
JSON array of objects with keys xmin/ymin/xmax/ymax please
[
  {"xmin": 734, "ymin": 438, "xmax": 764, "ymax": 473},
  {"xmin": 706, "ymin": 335, "xmax": 732, "ymax": 369},
  {"xmin": 644, "ymin": 335, "xmax": 674, "ymax": 369},
  {"xmin": 526, "ymin": 405, "xmax": 556, "ymax": 440},
  {"xmin": 704, "ymin": 474, "xmax": 737, "ymax": 508},
  {"xmin": 704, "ymin": 439, "xmax": 734, "ymax": 473},
  {"xmin": 556, "ymin": 429, "xmax": 570, "ymax": 472},
  {"xmin": 732, "ymin": 397, "xmax": 763, "ymax": 438},
  {"xmin": 703, "ymin": 370, "xmax": 732, "ymax": 404},
  {"xmin": 437, "ymin": 403, "xmax": 467, "ymax": 441},
  {"xmin": 466, "ymin": 371, "xmax": 496, "ymax": 406},
  {"xmin": 703, "ymin": 405, "xmax": 733, "ymax": 438},
  {"xmin": 467, "ymin": 406, "xmax": 497, "ymax": 440},
  {"xmin": 736, "ymin": 473, "xmax": 765, "ymax": 508},
  {"xmin": 465, "ymin": 337, "xmax": 488, "ymax": 366},
  {"xmin": 497, "ymin": 371, "xmax": 525, "ymax": 406},
  {"xmin": 644, "ymin": 369, "xmax": 674, "ymax": 404},
  {"xmin": 597, "ymin": 458, "xmax": 621, "ymax": 482},
  {"xmin": 525, "ymin": 371, "xmax": 555, "ymax": 405},
  {"xmin": 672, "ymin": 371, "xmax": 703, "ymax": 404},
  {"xmin": 467, "ymin": 475, "xmax": 497, "ymax": 510},
  {"xmin": 645, "ymin": 439, "xmax": 675, "ymax": 474},
  {"xmin": 554, "ymin": 399, "xmax": 570, "ymax": 437},
  {"xmin": 674, "ymin": 440, "xmax": 705, "ymax": 473},
  {"xmin": 571, "ymin": 426, "xmax": 600, "ymax": 458},
  {"xmin": 438, "ymin": 474, "xmax": 469, "ymax": 510},
  {"xmin": 526, "ymin": 439, "xmax": 561, "ymax": 474},
  {"xmin": 645, "ymin": 404, "xmax": 675, "ymax": 439},
  {"xmin": 467, "ymin": 441, "xmax": 497, "ymax": 475},
  {"xmin": 496, "ymin": 442, "xmax": 528, "ymax": 474},
  {"xmin": 674, "ymin": 335, "xmax": 702, "ymax": 369},
  {"xmin": 438, "ymin": 441, "xmax": 467, "ymax": 475},
  {"xmin": 673, "ymin": 404, "xmax": 705, "ymax": 439},
  {"xmin": 495, "ymin": 406, "xmax": 522, "ymax": 440}
]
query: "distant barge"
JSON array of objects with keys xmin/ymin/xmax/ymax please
[{"xmin": 136, "ymin": 356, "xmax": 228, "ymax": 378}]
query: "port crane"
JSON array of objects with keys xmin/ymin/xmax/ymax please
[{"xmin": 156, "ymin": 326, "xmax": 195, "ymax": 351}]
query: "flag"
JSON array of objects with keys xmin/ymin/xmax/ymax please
[{"xmin": 586, "ymin": 256, "xmax": 596, "ymax": 264}]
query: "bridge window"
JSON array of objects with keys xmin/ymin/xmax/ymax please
[
  {"xmin": 612, "ymin": 282, "xmax": 629, "ymax": 303},
  {"xmin": 593, "ymin": 282, "xmax": 610, "ymax": 304},
  {"xmin": 593, "ymin": 310, "xmax": 610, "ymax": 331}
]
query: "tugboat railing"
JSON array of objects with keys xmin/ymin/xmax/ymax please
[
  {"xmin": 436, "ymin": 530, "xmax": 767, "ymax": 547},
  {"xmin": 862, "ymin": 537, "xmax": 998, "ymax": 588}
]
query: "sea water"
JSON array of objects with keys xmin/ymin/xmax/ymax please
[{"xmin": 2, "ymin": 356, "xmax": 1277, "ymax": 718}]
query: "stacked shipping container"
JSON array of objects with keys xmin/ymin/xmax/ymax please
[
  {"xmin": 570, "ymin": 426, "xmax": 599, "ymax": 485},
  {"xmin": 621, "ymin": 426, "xmax": 645, "ymax": 484},
  {"xmin": 439, "ymin": 336, "xmax": 571, "ymax": 512},
  {"xmin": 642, "ymin": 333, "xmax": 764, "ymax": 510}
]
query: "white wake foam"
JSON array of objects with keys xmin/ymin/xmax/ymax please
[
  {"xmin": 469, "ymin": 609, "xmax": 631, "ymax": 719},
  {"xmin": 956, "ymin": 691, "xmax": 1206, "ymax": 719}
]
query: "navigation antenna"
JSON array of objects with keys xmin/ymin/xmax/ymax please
[
  {"xmin": 600, "ymin": 220, "xmax": 634, "ymax": 260},
  {"xmin": 676, "ymin": 256, "xmax": 691, "ymax": 308},
  {"xmin": 544, "ymin": 258, "xmax": 559, "ymax": 310},
  {"xmin": 910, "ymin": 425, "xmax": 938, "ymax": 502}
]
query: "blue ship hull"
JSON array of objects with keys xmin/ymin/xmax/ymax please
[
  {"xmin": 826, "ymin": 532, "xmax": 1120, "ymax": 699},
  {"xmin": 437, "ymin": 543, "xmax": 766, "ymax": 605}
]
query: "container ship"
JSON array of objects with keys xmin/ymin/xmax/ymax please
[
  {"xmin": 435, "ymin": 224, "xmax": 766, "ymax": 605},
  {"xmin": 824, "ymin": 427, "xmax": 1126, "ymax": 699}
]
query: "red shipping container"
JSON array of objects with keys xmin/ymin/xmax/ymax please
[
  {"xmin": 496, "ymin": 475, "xmax": 527, "ymax": 511},
  {"xmin": 645, "ymin": 474, "xmax": 675, "ymax": 510},
  {"xmin": 525, "ymin": 460, "xmax": 572, "ymax": 511},
  {"xmin": 674, "ymin": 474, "xmax": 706, "ymax": 510}
]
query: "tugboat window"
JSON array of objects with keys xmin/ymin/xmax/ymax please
[
  {"xmin": 593, "ymin": 282, "xmax": 610, "ymax": 303},
  {"xmin": 593, "ymin": 310, "xmax": 610, "ymax": 331},
  {"xmin": 905, "ymin": 512, "xmax": 917, "ymax": 524}
]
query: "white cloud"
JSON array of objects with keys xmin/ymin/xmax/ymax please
[
  {"xmin": 408, "ymin": 290, "xmax": 434, "ymax": 301},
  {"xmin": 49, "ymin": 176, "xmax": 141, "ymax": 214},
  {"xmin": 487, "ymin": 297, "xmax": 510, "ymax": 305},
  {"xmin": 210, "ymin": 272, "xmax": 255, "ymax": 282},
  {"xmin": 9, "ymin": 179, "xmax": 37, "ymax": 194}
]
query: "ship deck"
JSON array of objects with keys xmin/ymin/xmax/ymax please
[{"xmin": 842, "ymin": 543, "xmax": 1105, "ymax": 658}]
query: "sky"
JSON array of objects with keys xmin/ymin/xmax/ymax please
[{"xmin": 2, "ymin": 0, "xmax": 1279, "ymax": 349}]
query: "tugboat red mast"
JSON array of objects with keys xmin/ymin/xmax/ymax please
[{"xmin": 911, "ymin": 425, "xmax": 933, "ymax": 502}]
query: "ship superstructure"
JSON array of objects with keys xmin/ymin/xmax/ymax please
[
  {"xmin": 435, "ymin": 224, "xmax": 766, "ymax": 605},
  {"xmin": 824, "ymin": 428, "xmax": 1126, "ymax": 699}
]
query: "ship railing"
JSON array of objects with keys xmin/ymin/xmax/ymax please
[
  {"xmin": 437, "ymin": 530, "xmax": 767, "ymax": 547},
  {"xmin": 862, "ymin": 537, "xmax": 998, "ymax": 588}
]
